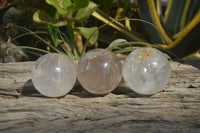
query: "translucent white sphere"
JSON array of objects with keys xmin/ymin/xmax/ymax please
[
  {"xmin": 77, "ymin": 49, "xmax": 122, "ymax": 95},
  {"xmin": 123, "ymin": 47, "xmax": 171, "ymax": 95},
  {"xmin": 32, "ymin": 53, "xmax": 77, "ymax": 97}
]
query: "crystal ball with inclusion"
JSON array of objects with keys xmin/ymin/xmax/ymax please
[
  {"xmin": 123, "ymin": 47, "xmax": 171, "ymax": 95},
  {"xmin": 32, "ymin": 53, "xmax": 77, "ymax": 97},
  {"xmin": 77, "ymin": 49, "xmax": 122, "ymax": 95}
]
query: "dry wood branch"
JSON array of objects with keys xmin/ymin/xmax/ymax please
[{"xmin": 0, "ymin": 60, "xmax": 200, "ymax": 132}]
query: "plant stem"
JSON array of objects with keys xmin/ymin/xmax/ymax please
[
  {"xmin": 47, "ymin": 25, "xmax": 58, "ymax": 47},
  {"xmin": 67, "ymin": 22, "xmax": 80, "ymax": 60}
]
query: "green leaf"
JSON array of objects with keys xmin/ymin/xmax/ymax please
[
  {"xmin": 185, "ymin": 1, "xmax": 200, "ymax": 26},
  {"xmin": 45, "ymin": 0, "xmax": 96, "ymax": 22},
  {"xmin": 74, "ymin": 0, "xmax": 89, "ymax": 9},
  {"xmin": 163, "ymin": 0, "xmax": 187, "ymax": 34},
  {"xmin": 62, "ymin": 0, "xmax": 72, "ymax": 8},
  {"xmin": 108, "ymin": 39, "xmax": 128, "ymax": 50},
  {"xmin": 154, "ymin": 0, "xmax": 163, "ymax": 23},
  {"xmin": 75, "ymin": 1, "xmax": 98, "ymax": 21},
  {"xmin": 33, "ymin": 10, "xmax": 67, "ymax": 27},
  {"xmin": 136, "ymin": 0, "xmax": 172, "ymax": 44},
  {"xmin": 160, "ymin": 13, "xmax": 200, "ymax": 58},
  {"xmin": 163, "ymin": 0, "xmax": 200, "ymax": 34},
  {"xmin": 75, "ymin": 27, "xmax": 98, "ymax": 46},
  {"xmin": 46, "ymin": 0, "xmax": 69, "ymax": 15},
  {"xmin": 109, "ymin": 39, "xmax": 128, "ymax": 47}
]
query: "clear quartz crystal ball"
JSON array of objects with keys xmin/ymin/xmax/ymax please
[
  {"xmin": 123, "ymin": 47, "xmax": 171, "ymax": 95},
  {"xmin": 32, "ymin": 53, "xmax": 77, "ymax": 97},
  {"xmin": 77, "ymin": 49, "xmax": 122, "ymax": 95}
]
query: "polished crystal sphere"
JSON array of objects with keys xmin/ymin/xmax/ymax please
[
  {"xmin": 77, "ymin": 49, "xmax": 122, "ymax": 95},
  {"xmin": 32, "ymin": 53, "xmax": 77, "ymax": 97},
  {"xmin": 122, "ymin": 47, "xmax": 171, "ymax": 95}
]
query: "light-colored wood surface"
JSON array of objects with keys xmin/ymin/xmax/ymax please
[{"xmin": 0, "ymin": 60, "xmax": 200, "ymax": 133}]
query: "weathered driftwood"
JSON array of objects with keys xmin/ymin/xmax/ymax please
[{"xmin": 0, "ymin": 60, "xmax": 200, "ymax": 133}]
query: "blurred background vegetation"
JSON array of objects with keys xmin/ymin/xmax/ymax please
[{"xmin": 0, "ymin": 0, "xmax": 199, "ymax": 62}]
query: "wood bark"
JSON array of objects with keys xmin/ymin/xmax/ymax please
[{"xmin": 0, "ymin": 60, "xmax": 200, "ymax": 133}]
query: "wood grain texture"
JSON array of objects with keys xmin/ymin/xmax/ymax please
[{"xmin": 0, "ymin": 60, "xmax": 200, "ymax": 133}]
